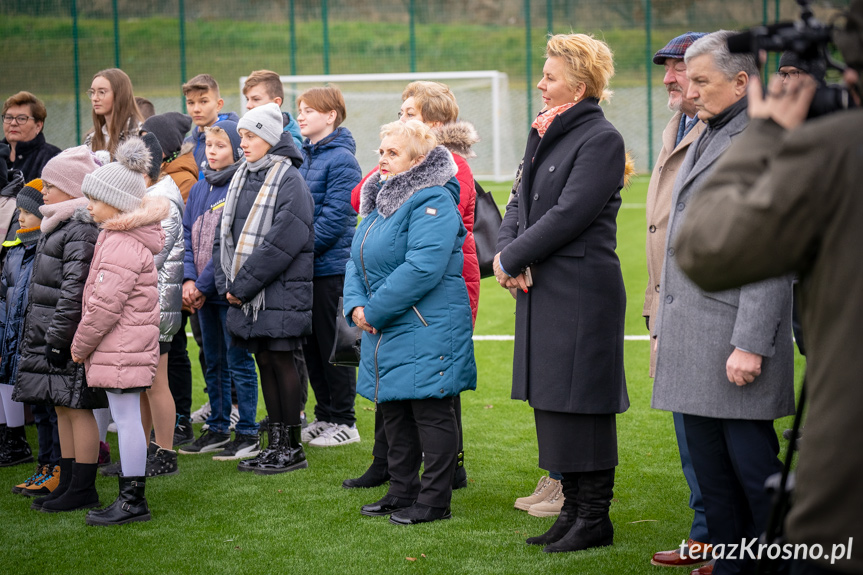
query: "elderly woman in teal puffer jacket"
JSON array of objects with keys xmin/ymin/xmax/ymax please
[{"xmin": 343, "ymin": 120, "xmax": 476, "ymax": 526}]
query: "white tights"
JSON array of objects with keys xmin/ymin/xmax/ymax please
[
  {"xmin": 107, "ymin": 392, "xmax": 147, "ymax": 477},
  {"xmin": 93, "ymin": 407, "xmax": 112, "ymax": 443},
  {"xmin": 0, "ymin": 384, "xmax": 25, "ymax": 428}
]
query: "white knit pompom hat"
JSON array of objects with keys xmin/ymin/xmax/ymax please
[{"xmin": 82, "ymin": 137, "xmax": 151, "ymax": 213}]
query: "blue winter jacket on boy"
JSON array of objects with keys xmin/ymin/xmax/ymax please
[
  {"xmin": 298, "ymin": 127, "xmax": 361, "ymax": 277},
  {"xmin": 184, "ymin": 112, "xmax": 240, "ymax": 181},
  {"xmin": 343, "ymin": 146, "xmax": 477, "ymax": 405},
  {"xmin": 184, "ymin": 160, "xmax": 241, "ymax": 303},
  {"xmin": 0, "ymin": 235, "xmax": 38, "ymax": 385}
]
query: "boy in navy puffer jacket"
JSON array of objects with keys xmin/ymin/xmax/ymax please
[
  {"xmin": 181, "ymin": 120, "xmax": 259, "ymax": 460},
  {"xmin": 295, "ymin": 87, "xmax": 361, "ymax": 447}
]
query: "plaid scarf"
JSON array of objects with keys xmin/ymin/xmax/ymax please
[{"xmin": 219, "ymin": 154, "xmax": 292, "ymax": 320}]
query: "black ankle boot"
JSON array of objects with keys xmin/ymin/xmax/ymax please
[
  {"xmin": 86, "ymin": 476, "xmax": 151, "ymax": 526},
  {"xmin": 526, "ymin": 474, "xmax": 579, "ymax": 546},
  {"xmin": 343, "ymin": 456, "xmax": 390, "ymax": 488},
  {"xmin": 31, "ymin": 458, "xmax": 74, "ymax": 509},
  {"xmin": 452, "ymin": 450, "xmax": 467, "ymax": 490},
  {"xmin": 543, "ymin": 468, "xmax": 615, "ymax": 553},
  {"xmin": 0, "ymin": 425, "xmax": 34, "ymax": 467},
  {"xmin": 41, "ymin": 462, "xmax": 100, "ymax": 513},
  {"xmin": 254, "ymin": 424, "xmax": 308, "ymax": 475},
  {"xmin": 238, "ymin": 422, "xmax": 281, "ymax": 472}
]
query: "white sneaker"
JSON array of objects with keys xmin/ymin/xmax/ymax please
[
  {"xmin": 107, "ymin": 421, "xmax": 118, "ymax": 434},
  {"xmin": 301, "ymin": 420, "xmax": 335, "ymax": 443},
  {"xmin": 309, "ymin": 424, "xmax": 361, "ymax": 447},
  {"xmin": 190, "ymin": 401, "xmax": 211, "ymax": 424},
  {"xmin": 228, "ymin": 405, "xmax": 240, "ymax": 431}
]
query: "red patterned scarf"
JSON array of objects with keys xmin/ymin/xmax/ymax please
[{"xmin": 531, "ymin": 102, "xmax": 576, "ymax": 137}]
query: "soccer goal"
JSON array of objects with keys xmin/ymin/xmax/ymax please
[{"xmin": 239, "ymin": 71, "xmax": 517, "ymax": 181}]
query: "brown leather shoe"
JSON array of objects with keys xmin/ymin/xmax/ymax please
[
  {"xmin": 690, "ymin": 561, "xmax": 715, "ymax": 575},
  {"xmin": 651, "ymin": 539, "xmax": 712, "ymax": 567}
]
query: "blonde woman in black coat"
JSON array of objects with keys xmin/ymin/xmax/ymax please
[{"xmin": 494, "ymin": 33, "xmax": 633, "ymax": 554}]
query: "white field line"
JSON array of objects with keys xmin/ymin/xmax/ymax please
[
  {"xmin": 472, "ymin": 335, "xmax": 650, "ymax": 341},
  {"xmin": 186, "ymin": 333, "xmax": 650, "ymax": 341}
]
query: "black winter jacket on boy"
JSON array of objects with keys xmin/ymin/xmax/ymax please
[
  {"xmin": 212, "ymin": 133, "xmax": 314, "ymax": 341},
  {"xmin": 13, "ymin": 206, "xmax": 106, "ymax": 409}
]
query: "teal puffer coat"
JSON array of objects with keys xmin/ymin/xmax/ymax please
[{"xmin": 344, "ymin": 146, "xmax": 477, "ymax": 404}]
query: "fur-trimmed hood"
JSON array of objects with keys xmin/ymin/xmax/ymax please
[
  {"xmin": 434, "ymin": 121, "xmax": 479, "ymax": 159},
  {"xmin": 359, "ymin": 145, "xmax": 457, "ymax": 218},
  {"xmin": 100, "ymin": 195, "xmax": 169, "ymax": 255}
]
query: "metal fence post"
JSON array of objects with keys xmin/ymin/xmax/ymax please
[
  {"xmin": 322, "ymin": 0, "xmax": 330, "ymax": 74},
  {"xmin": 525, "ymin": 0, "xmax": 532, "ymax": 129},
  {"xmin": 179, "ymin": 0, "xmax": 187, "ymax": 112},
  {"xmin": 645, "ymin": 0, "xmax": 653, "ymax": 168},
  {"xmin": 290, "ymin": 0, "xmax": 297, "ymax": 75},
  {"xmin": 112, "ymin": 0, "xmax": 120, "ymax": 68},
  {"xmin": 410, "ymin": 0, "xmax": 417, "ymax": 73},
  {"xmin": 72, "ymin": 0, "xmax": 81, "ymax": 144}
]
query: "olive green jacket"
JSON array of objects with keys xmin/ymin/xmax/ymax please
[{"xmin": 675, "ymin": 112, "xmax": 863, "ymax": 572}]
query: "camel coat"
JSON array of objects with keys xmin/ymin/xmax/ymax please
[{"xmin": 644, "ymin": 111, "xmax": 705, "ymax": 376}]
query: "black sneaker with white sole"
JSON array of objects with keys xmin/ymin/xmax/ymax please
[
  {"xmin": 173, "ymin": 415, "xmax": 194, "ymax": 448},
  {"xmin": 178, "ymin": 429, "xmax": 231, "ymax": 454},
  {"xmin": 212, "ymin": 434, "xmax": 261, "ymax": 461}
]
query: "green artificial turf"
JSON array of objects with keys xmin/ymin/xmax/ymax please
[{"xmin": 0, "ymin": 176, "xmax": 804, "ymax": 575}]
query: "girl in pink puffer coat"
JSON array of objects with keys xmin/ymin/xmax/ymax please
[{"xmin": 71, "ymin": 138, "xmax": 168, "ymax": 527}]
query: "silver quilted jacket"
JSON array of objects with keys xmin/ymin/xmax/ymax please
[{"xmin": 146, "ymin": 176, "xmax": 185, "ymax": 342}]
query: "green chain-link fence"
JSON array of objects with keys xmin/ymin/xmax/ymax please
[{"xmin": 1, "ymin": 0, "xmax": 848, "ymax": 175}]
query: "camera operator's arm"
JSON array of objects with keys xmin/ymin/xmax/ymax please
[{"xmin": 674, "ymin": 82, "xmax": 841, "ymax": 292}]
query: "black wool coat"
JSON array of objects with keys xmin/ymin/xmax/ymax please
[
  {"xmin": 13, "ymin": 208, "xmax": 106, "ymax": 409},
  {"xmin": 2, "ymin": 133, "xmax": 62, "ymax": 182},
  {"xmin": 213, "ymin": 134, "xmax": 315, "ymax": 342},
  {"xmin": 496, "ymin": 99, "xmax": 629, "ymax": 414}
]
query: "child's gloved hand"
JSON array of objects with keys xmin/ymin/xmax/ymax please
[{"xmin": 45, "ymin": 344, "xmax": 71, "ymax": 368}]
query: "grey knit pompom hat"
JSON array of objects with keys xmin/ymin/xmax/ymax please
[{"xmin": 82, "ymin": 137, "xmax": 151, "ymax": 213}]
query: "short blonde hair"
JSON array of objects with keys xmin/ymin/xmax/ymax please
[
  {"xmin": 379, "ymin": 120, "xmax": 437, "ymax": 161},
  {"xmin": 546, "ymin": 33, "xmax": 615, "ymax": 102},
  {"xmin": 401, "ymin": 81, "xmax": 459, "ymax": 124},
  {"xmin": 204, "ymin": 125, "xmax": 230, "ymax": 142}
]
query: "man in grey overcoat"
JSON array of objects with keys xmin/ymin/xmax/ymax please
[{"xmin": 651, "ymin": 31, "xmax": 796, "ymax": 575}]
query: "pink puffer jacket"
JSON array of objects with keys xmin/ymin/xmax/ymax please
[{"xmin": 72, "ymin": 196, "xmax": 168, "ymax": 390}]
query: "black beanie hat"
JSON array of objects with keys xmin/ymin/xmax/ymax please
[
  {"xmin": 17, "ymin": 179, "xmax": 45, "ymax": 219},
  {"xmin": 778, "ymin": 51, "xmax": 827, "ymax": 83},
  {"xmin": 141, "ymin": 132, "xmax": 164, "ymax": 181},
  {"xmin": 141, "ymin": 112, "xmax": 192, "ymax": 157}
]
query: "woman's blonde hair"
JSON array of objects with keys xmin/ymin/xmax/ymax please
[
  {"xmin": 401, "ymin": 81, "xmax": 459, "ymax": 125},
  {"xmin": 379, "ymin": 120, "xmax": 437, "ymax": 161},
  {"xmin": 546, "ymin": 33, "xmax": 615, "ymax": 103}
]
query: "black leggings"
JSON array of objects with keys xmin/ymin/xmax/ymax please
[{"xmin": 255, "ymin": 350, "xmax": 302, "ymax": 426}]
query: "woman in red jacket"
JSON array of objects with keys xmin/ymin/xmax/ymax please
[{"xmin": 345, "ymin": 81, "xmax": 479, "ymax": 490}]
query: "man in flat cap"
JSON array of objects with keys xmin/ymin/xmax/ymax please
[{"xmin": 644, "ymin": 31, "xmax": 713, "ymax": 571}]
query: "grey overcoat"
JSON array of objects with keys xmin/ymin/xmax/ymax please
[{"xmin": 651, "ymin": 104, "xmax": 795, "ymax": 421}]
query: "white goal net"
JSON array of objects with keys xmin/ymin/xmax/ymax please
[{"xmin": 239, "ymin": 71, "xmax": 517, "ymax": 181}]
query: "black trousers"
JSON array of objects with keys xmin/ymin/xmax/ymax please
[
  {"xmin": 372, "ymin": 394, "xmax": 464, "ymax": 459},
  {"xmin": 380, "ymin": 397, "xmax": 458, "ymax": 508},
  {"xmin": 31, "ymin": 404, "xmax": 60, "ymax": 465},
  {"xmin": 168, "ymin": 312, "xmax": 194, "ymax": 418},
  {"xmin": 303, "ymin": 275, "xmax": 357, "ymax": 426},
  {"xmin": 683, "ymin": 414, "xmax": 783, "ymax": 575}
]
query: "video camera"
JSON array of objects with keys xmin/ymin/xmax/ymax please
[{"xmin": 727, "ymin": 0, "xmax": 855, "ymax": 118}]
